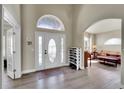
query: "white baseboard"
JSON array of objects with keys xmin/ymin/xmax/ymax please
[
  {"xmin": 16, "ymin": 74, "xmax": 22, "ymax": 79},
  {"xmin": 22, "ymin": 64, "xmax": 69, "ymax": 75},
  {"xmin": 63, "ymin": 63, "xmax": 69, "ymax": 66},
  {"xmin": 120, "ymin": 84, "xmax": 124, "ymax": 89},
  {"xmin": 22, "ymin": 69, "xmax": 36, "ymax": 74}
]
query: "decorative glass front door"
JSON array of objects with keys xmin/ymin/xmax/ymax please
[{"xmin": 35, "ymin": 32, "xmax": 65, "ymax": 70}]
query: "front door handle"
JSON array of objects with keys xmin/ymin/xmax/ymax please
[
  {"xmin": 45, "ymin": 50, "xmax": 47, "ymax": 54},
  {"xmin": 13, "ymin": 51, "xmax": 16, "ymax": 54}
]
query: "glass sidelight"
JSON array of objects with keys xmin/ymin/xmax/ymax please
[{"xmin": 38, "ymin": 36, "xmax": 42, "ymax": 66}]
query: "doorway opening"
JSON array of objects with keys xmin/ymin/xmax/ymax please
[
  {"xmin": 83, "ymin": 19, "xmax": 122, "ymax": 69},
  {"xmin": 2, "ymin": 7, "xmax": 21, "ymax": 88},
  {"xmin": 2, "ymin": 19, "xmax": 13, "ymax": 78}
]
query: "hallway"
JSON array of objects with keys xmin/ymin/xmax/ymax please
[{"xmin": 3, "ymin": 63, "xmax": 121, "ymax": 89}]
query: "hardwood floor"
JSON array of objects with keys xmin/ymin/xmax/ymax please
[{"xmin": 2, "ymin": 62, "xmax": 121, "ymax": 89}]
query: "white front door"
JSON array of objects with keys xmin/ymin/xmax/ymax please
[
  {"xmin": 45, "ymin": 33, "xmax": 61, "ymax": 69},
  {"xmin": 35, "ymin": 32, "xmax": 65, "ymax": 70},
  {"xmin": 6, "ymin": 28, "xmax": 15, "ymax": 79}
]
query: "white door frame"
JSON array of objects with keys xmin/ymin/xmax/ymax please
[
  {"xmin": 35, "ymin": 31, "xmax": 66, "ymax": 71},
  {"xmin": 2, "ymin": 6, "xmax": 21, "ymax": 79}
]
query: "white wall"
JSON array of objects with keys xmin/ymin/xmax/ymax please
[
  {"xmin": 21, "ymin": 5, "xmax": 73, "ymax": 72},
  {"xmin": 96, "ymin": 30, "xmax": 121, "ymax": 52}
]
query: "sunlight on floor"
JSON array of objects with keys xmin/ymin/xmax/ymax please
[{"xmin": 88, "ymin": 59, "xmax": 99, "ymax": 64}]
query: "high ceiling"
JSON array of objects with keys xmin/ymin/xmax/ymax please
[{"xmin": 86, "ymin": 19, "xmax": 121, "ymax": 34}]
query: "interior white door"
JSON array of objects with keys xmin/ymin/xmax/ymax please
[
  {"xmin": 35, "ymin": 32, "xmax": 65, "ymax": 70},
  {"xmin": 6, "ymin": 28, "xmax": 15, "ymax": 79}
]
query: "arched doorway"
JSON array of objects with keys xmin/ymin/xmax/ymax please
[
  {"xmin": 35, "ymin": 14, "xmax": 66, "ymax": 70},
  {"xmin": 83, "ymin": 19, "xmax": 122, "ymax": 69}
]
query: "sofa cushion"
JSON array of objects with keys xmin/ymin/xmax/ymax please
[{"xmin": 106, "ymin": 53, "xmax": 120, "ymax": 57}]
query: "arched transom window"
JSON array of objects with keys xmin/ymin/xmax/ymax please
[{"xmin": 37, "ymin": 15, "xmax": 65, "ymax": 31}]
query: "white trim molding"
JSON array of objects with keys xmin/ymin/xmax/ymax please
[{"xmin": 22, "ymin": 69, "xmax": 37, "ymax": 75}]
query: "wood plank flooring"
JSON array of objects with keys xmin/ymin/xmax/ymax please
[{"xmin": 2, "ymin": 62, "xmax": 121, "ymax": 89}]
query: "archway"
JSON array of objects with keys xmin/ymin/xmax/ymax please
[
  {"xmin": 83, "ymin": 18, "xmax": 122, "ymax": 71},
  {"xmin": 83, "ymin": 19, "xmax": 121, "ymax": 67}
]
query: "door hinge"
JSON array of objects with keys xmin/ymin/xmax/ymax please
[
  {"xmin": 13, "ymin": 69, "xmax": 16, "ymax": 79},
  {"xmin": 45, "ymin": 50, "xmax": 47, "ymax": 54}
]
